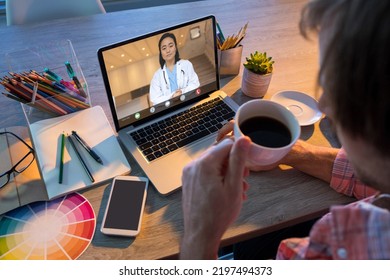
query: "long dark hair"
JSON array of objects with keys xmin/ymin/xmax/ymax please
[{"xmin": 158, "ymin": 33, "xmax": 180, "ymax": 69}]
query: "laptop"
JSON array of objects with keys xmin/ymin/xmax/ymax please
[{"xmin": 97, "ymin": 15, "xmax": 239, "ymax": 195}]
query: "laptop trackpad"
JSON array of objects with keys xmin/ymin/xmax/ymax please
[{"xmin": 186, "ymin": 136, "xmax": 216, "ymax": 160}]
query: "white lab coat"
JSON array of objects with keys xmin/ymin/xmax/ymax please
[{"xmin": 149, "ymin": 59, "xmax": 200, "ymax": 105}]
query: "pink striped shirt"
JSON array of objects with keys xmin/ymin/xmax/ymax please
[{"xmin": 276, "ymin": 148, "xmax": 390, "ymax": 259}]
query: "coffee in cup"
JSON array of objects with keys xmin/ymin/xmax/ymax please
[{"xmin": 234, "ymin": 99, "xmax": 300, "ymax": 166}]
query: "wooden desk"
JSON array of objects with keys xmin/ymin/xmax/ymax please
[{"xmin": 0, "ymin": 0, "xmax": 354, "ymax": 259}]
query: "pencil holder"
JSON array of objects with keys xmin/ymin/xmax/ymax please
[
  {"xmin": 4, "ymin": 40, "xmax": 91, "ymax": 125},
  {"xmin": 218, "ymin": 45, "xmax": 243, "ymax": 76}
]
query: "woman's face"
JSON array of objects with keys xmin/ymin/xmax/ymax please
[{"xmin": 160, "ymin": 37, "xmax": 176, "ymax": 63}]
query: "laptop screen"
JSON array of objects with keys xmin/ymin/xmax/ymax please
[{"xmin": 97, "ymin": 15, "xmax": 219, "ymax": 131}]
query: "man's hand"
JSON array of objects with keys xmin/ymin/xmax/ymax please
[
  {"xmin": 180, "ymin": 137, "xmax": 251, "ymax": 259},
  {"xmin": 216, "ymin": 121, "xmax": 281, "ymax": 171}
]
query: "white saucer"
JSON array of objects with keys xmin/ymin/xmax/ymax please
[{"xmin": 271, "ymin": 90, "xmax": 322, "ymax": 126}]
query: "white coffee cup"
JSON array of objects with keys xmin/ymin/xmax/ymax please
[{"xmin": 234, "ymin": 99, "xmax": 300, "ymax": 167}]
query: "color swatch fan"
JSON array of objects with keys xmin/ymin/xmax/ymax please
[{"xmin": 0, "ymin": 193, "xmax": 95, "ymax": 260}]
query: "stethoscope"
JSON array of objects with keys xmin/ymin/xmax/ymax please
[{"xmin": 163, "ymin": 69, "xmax": 185, "ymax": 90}]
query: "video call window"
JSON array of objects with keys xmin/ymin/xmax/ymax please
[{"xmin": 100, "ymin": 18, "xmax": 217, "ymax": 126}]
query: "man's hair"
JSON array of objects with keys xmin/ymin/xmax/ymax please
[
  {"xmin": 300, "ymin": 0, "xmax": 390, "ymax": 155},
  {"xmin": 158, "ymin": 33, "xmax": 181, "ymax": 69}
]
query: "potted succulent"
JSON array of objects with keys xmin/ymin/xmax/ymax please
[{"xmin": 241, "ymin": 51, "xmax": 274, "ymax": 98}]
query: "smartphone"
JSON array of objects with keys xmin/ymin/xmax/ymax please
[{"xmin": 100, "ymin": 176, "xmax": 148, "ymax": 237}]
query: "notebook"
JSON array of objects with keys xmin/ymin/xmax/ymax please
[
  {"xmin": 28, "ymin": 106, "xmax": 131, "ymax": 199},
  {"xmin": 0, "ymin": 108, "xmax": 131, "ymax": 214},
  {"xmin": 97, "ymin": 15, "xmax": 239, "ymax": 195}
]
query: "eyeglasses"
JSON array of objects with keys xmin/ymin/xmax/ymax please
[{"xmin": 0, "ymin": 131, "xmax": 35, "ymax": 189}]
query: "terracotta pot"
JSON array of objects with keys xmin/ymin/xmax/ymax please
[{"xmin": 241, "ymin": 68, "xmax": 272, "ymax": 98}]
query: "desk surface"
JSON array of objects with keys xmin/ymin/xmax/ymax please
[{"xmin": 0, "ymin": 0, "xmax": 354, "ymax": 259}]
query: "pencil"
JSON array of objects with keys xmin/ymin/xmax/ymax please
[
  {"xmin": 59, "ymin": 132, "xmax": 65, "ymax": 184},
  {"xmin": 2, "ymin": 69, "xmax": 90, "ymax": 117},
  {"xmin": 2, "ymin": 91, "xmax": 28, "ymax": 103},
  {"xmin": 68, "ymin": 134, "xmax": 95, "ymax": 183}
]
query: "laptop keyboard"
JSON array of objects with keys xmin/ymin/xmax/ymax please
[{"xmin": 130, "ymin": 98, "xmax": 235, "ymax": 162}]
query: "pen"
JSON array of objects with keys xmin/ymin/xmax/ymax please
[
  {"xmin": 65, "ymin": 61, "xmax": 87, "ymax": 98},
  {"xmin": 59, "ymin": 132, "xmax": 65, "ymax": 184},
  {"xmin": 44, "ymin": 68, "xmax": 63, "ymax": 82},
  {"xmin": 68, "ymin": 134, "xmax": 95, "ymax": 183},
  {"xmin": 71, "ymin": 130, "xmax": 103, "ymax": 164},
  {"xmin": 216, "ymin": 22, "xmax": 225, "ymax": 42}
]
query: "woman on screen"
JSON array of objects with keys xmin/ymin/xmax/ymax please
[{"xmin": 149, "ymin": 33, "xmax": 200, "ymax": 105}]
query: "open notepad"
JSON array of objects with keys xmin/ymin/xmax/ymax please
[{"xmin": 29, "ymin": 105, "xmax": 131, "ymax": 200}]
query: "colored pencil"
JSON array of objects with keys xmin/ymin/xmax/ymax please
[
  {"xmin": 1, "ymin": 67, "xmax": 90, "ymax": 117},
  {"xmin": 218, "ymin": 22, "xmax": 248, "ymax": 50},
  {"xmin": 59, "ymin": 132, "xmax": 65, "ymax": 184}
]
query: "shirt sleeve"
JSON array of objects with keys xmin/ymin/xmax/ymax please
[
  {"xmin": 276, "ymin": 237, "xmax": 310, "ymax": 260},
  {"xmin": 329, "ymin": 148, "xmax": 378, "ymax": 199},
  {"xmin": 276, "ymin": 215, "xmax": 335, "ymax": 260},
  {"xmin": 277, "ymin": 197, "xmax": 389, "ymax": 260}
]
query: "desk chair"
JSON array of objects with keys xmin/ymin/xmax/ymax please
[{"xmin": 6, "ymin": 0, "xmax": 106, "ymax": 26}]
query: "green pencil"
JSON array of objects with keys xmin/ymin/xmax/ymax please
[{"xmin": 59, "ymin": 132, "xmax": 65, "ymax": 184}]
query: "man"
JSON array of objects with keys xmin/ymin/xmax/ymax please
[{"xmin": 180, "ymin": 0, "xmax": 390, "ymax": 260}]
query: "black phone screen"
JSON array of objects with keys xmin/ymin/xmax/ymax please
[{"xmin": 103, "ymin": 179, "xmax": 146, "ymax": 230}]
